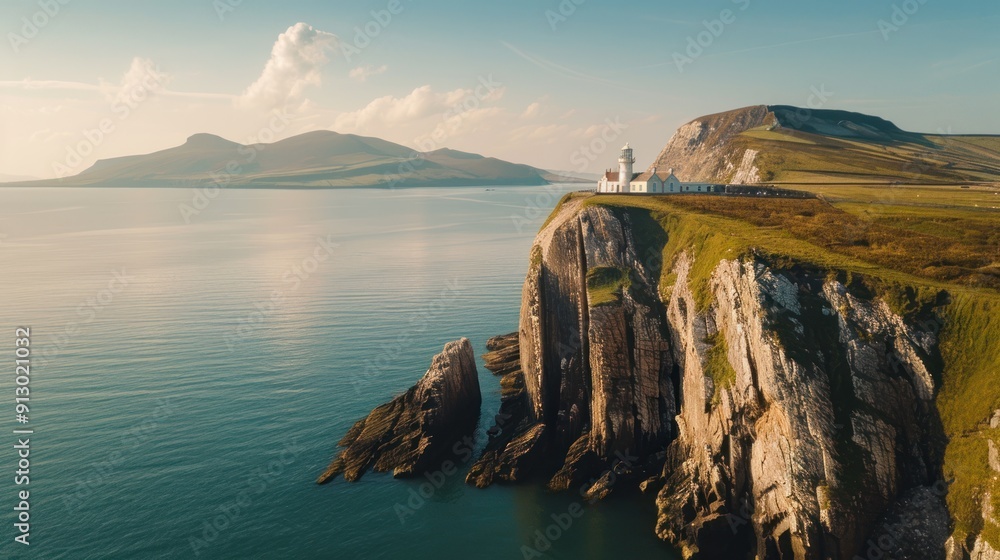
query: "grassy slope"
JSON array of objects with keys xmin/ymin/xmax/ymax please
[
  {"xmin": 564, "ymin": 188, "xmax": 1000, "ymax": 547},
  {"xmin": 587, "ymin": 267, "xmax": 632, "ymax": 307},
  {"xmin": 733, "ymin": 127, "xmax": 1000, "ymax": 185}
]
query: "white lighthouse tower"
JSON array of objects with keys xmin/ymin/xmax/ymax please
[{"xmin": 618, "ymin": 143, "xmax": 635, "ymax": 193}]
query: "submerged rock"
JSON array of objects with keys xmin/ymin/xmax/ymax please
[{"xmin": 317, "ymin": 338, "xmax": 481, "ymax": 483}]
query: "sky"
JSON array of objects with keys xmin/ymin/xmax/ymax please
[{"xmin": 0, "ymin": 0, "xmax": 998, "ymax": 179}]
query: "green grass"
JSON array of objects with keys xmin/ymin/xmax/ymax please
[
  {"xmin": 586, "ymin": 267, "xmax": 632, "ymax": 307},
  {"xmin": 602, "ymin": 194, "xmax": 1000, "ymax": 291},
  {"xmin": 722, "ymin": 124, "xmax": 1000, "ymax": 186},
  {"xmin": 705, "ymin": 333, "xmax": 737, "ymax": 405},
  {"xmin": 936, "ymin": 295, "xmax": 1000, "ymax": 543},
  {"xmin": 530, "ymin": 245, "xmax": 543, "ymax": 268},
  {"xmin": 539, "ymin": 191, "xmax": 588, "ymax": 232},
  {"xmin": 741, "ymin": 129, "xmax": 817, "ymax": 145}
]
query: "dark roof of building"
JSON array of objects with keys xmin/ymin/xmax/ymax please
[
  {"xmin": 602, "ymin": 172, "xmax": 644, "ymax": 182},
  {"xmin": 633, "ymin": 170, "xmax": 679, "ymax": 182}
]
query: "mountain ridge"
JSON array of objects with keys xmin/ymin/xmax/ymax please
[{"xmin": 8, "ymin": 129, "xmax": 583, "ymax": 189}]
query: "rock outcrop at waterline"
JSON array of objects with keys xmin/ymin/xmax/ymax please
[
  {"xmin": 465, "ymin": 333, "xmax": 551, "ymax": 487},
  {"xmin": 317, "ymin": 338, "xmax": 481, "ymax": 483}
]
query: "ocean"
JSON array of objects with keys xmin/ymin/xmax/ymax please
[{"xmin": 0, "ymin": 185, "xmax": 677, "ymax": 559}]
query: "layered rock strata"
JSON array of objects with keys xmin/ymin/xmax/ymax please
[
  {"xmin": 317, "ymin": 338, "xmax": 481, "ymax": 483},
  {"xmin": 468, "ymin": 199, "xmax": 677, "ymax": 495}
]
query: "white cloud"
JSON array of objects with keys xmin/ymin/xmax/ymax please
[
  {"xmin": 348, "ymin": 64, "xmax": 388, "ymax": 82},
  {"xmin": 333, "ymin": 84, "xmax": 505, "ymax": 132},
  {"xmin": 334, "ymin": 86, "xmax": 458, "ymax": 130},
  {"xmin": 239, "ymin": 23, "xmax": 338, "ymax": 110},
  {"xmin": 101, "ymin": 57, "xmax": 170, "ymax": 106},
  {"xmin": 0, "ymin": 80, "xmax": 98, "ymax": 92},
  {"xmin": 520, "ymin": 101, "xmax": 542, "ymax": 119},
  {"xmin": 0, "ymin": 58, "xmax": 185, "ymax": 103},
  {"xmin": 28, "ymin": 128, "xmax": 71, "ymax": 143}
]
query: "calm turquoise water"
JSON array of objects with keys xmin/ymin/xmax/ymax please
[{"xmin": 0, "ymin": 186, "xmax": 676, "ymax": 559}]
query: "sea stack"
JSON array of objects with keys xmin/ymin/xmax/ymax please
[{"xmin": 317, "ymin": 338, "xmax": 481, "ymax": 483}]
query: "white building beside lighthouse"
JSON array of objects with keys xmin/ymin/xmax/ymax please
[{"xmin": 597, "ymin": 144, "xmax": 724, "ymax": 194}]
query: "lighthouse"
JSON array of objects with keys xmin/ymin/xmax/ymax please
[{"xmin": 618, "ymin": 143, "xmax": 635, "ymax": 193}]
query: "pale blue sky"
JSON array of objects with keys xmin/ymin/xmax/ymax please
[{"xmin": 1, "ymin": 0, "xmax": 997, "ymax": 178}]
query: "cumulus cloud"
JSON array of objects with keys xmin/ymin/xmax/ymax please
[
  {"xmin": 333, "ymin": 82, "xmax": 505, "ymax": 132},
  {"xmin": 520, "ymin": 101, "xmax": 542, "ymax": 119},
  {"xmin": 348, "ymin": 64, "xmax": 388, "ymax": 82},
  {"xmin": 101, "ymin": 57, "xmax": 170, "ymax": 106},
  {"xmin": 334, "ymin": 86, "xmax": 458, "ymax": 130},
  {"xmin": 239, "ymin": 23, "xmax": 338, "ymax": 110}
]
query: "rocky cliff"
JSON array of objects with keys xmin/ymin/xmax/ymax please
[
  {"xmin": 467, "ymin": 197, "xmax": 676, "ymax": 495},
  {"xmin": 318, "ymin": 338, "xmax": 480, "ymax": 483},
  {"xmin": 469, "ymin": 195, "xmax": 1000, "ymax": 559},
  {"xmin": 654, "ymin": 255, "xmax": 948, "ymax": 559},
  {"xmin": 318, "ymin": 188, "xmax": 1000, "ymax": 558}
]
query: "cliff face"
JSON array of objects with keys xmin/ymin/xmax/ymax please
[
  {"xmin": 469, "ymin": 198, "xmax": 676, "ymax": 493},
  {"xmin": 650, "ymin": 105, "xmax": 774, "ymax": 184},
  {"xmin": 318, "ymin": 338, "xmax": 480, "ymax": 483},
  {"xmin": 656, "ymin": 256, "xmax": 947, "ymax": 559},
  {"xmin": 476, "ymin": 196, "xmax": 990, "ymax": 559}
]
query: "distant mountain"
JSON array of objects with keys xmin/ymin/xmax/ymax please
[
  {"xmin": 651, "ymin": 105, "xmax": 1000, "ymax": 185},
  {"xmin": 543, "ymin": 169, "xmax": 598, "ymax": 183},
  {"xmin": 0, "ymin": 174, "xmax": 38, "ymax": 183},
  {"xmin": 10, "ymin": 130, "xmax": 585, "ymax": 189}
]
